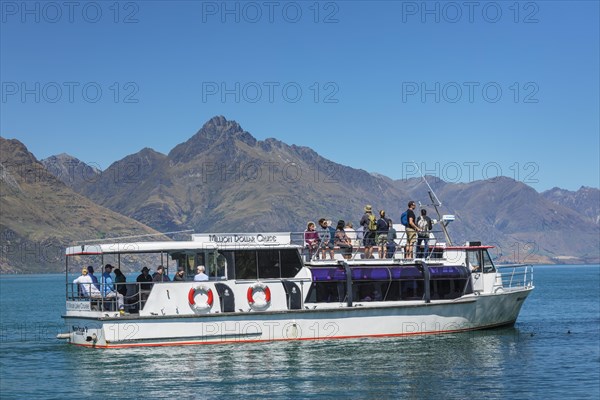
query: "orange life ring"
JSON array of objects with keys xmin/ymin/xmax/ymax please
[
  {"xmin": 188, "ymin": 285, "xmax": 213, "ymax": 312},
  {"xmin": 247, "ymin": 283, "xmax": 271, "ymax": 310}
]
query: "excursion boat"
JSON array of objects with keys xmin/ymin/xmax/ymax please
[{"xmin": 57, "ymin": 228, "xmax": 534, "ymax": 348}]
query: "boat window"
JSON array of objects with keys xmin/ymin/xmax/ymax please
[
  {"xmin": 467, "ymin": 250, "xmax": 495, "ymax": 273},
  {"xmin": 305, "ymin": 265, "xmax": 471, "ymax": 303},
  {"xmin": 466, "ymin": 251, "xmax": 481, "ymax": 272},
  {"xmin": 305, "ymin": 282, "xmax": 347, "ymax": 303},
  {"xmin": 232, "ymin": 249, "xmax": 303, "ymax": 280},
  {"xmin": 481, "ymin": 250, "xmax": 496, "ymax": 273},
  {"xmin": 280, "ymin": 249, "xmax": 303, "ymax": 278},
  {"xmin": 171, "ymin": 252, "xmax": 204, "ymax": 279},
  {"xmin": 234, "ymin": 250, "xmax": 257, "ymax": 280},
  {"xmin": 207, "ymin": 251, "xmax": 231, "ymax": 279},
  {"xmin": 258, "ymin": 250, "xmax": 280, "ymax": 279},
  {"xmin": 222, "ymin": 251, "xmax": 235, "ymax": 279},
  {"xmin": 429, "ymin": 280, "xmax": 465, "ymax": 299},
  {"xmin": 306, "ymin": 266, "xmax": 426, "ymax": 303},
  {"xmin": 305, "ymin": 280, "xmax": 424, "ymax": 303}
]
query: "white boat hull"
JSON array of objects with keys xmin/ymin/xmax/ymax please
[{"xmin": 62, "ymin": 288, "xmax": 532, "ymax": 348}]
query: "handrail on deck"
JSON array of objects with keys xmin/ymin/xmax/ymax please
[
  {"xmin": 496, "ymin": 264, "xmax": 534, "ymax": 289},
  {"xmin": 293, "ymin": 230, "xmax": 445, "ymax": 262},
  {"xmin": 67, "ymin": 282, "xmax": 151, "ymax": 313}
]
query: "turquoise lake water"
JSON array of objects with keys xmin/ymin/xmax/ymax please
[{"xmin": 1, "ymin": 265, "xmax": 599, "ymax": 399}]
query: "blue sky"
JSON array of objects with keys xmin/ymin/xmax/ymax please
[{"xmin": 1, "ymin": 0, "xmax": 598, "ymax": 192}]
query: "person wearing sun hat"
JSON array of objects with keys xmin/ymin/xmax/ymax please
[
  {"xmin": 135, "ymin": 266, "xmax": 153, "ymax": 308},
  {"xmin": 73, "ymin": 267, "xmax": 101, "ymax": 298},
  {"xmin": 136, "ymin": 266, "xmax": 153, "ymax": 290}
]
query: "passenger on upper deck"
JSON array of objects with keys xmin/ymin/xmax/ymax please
[
  {"xmin": 416, "ymin": 209, "xmax": 433, "ymax": 258},
  {"xmin": 404, "ymin": 201, "xmax": 420, "ymax": 259},
  {"xmin": 304, "ymin": 221, "xmax": 320, "ymax": 260},
  {"xmin": 355, "ymin": 224, "xmax": 364, "ymax": 249},
  {"xmin": 386, "ymin": 219, "xmax": 397, "ymax": 259},
  {"xmin": 334, "ymin": 219, "xmax": 354, "ymax": 260},
  {"xmin": 318, "ymin": 218, "xmax": 335, "ymax": 260},
  {"xmin": 152, "ymin": 265, "xmax": 171, "ymax": 282},
  {"xmin": 345, "ymin": 222, "xmax": 358, "ymax": 247},
  {"xmin": 376, "ymin": 210, "xmax": 389, "ymax": 259},
  {"xmin": 73, "ymin": 267, "xmax": 102, "ymax": 298},
  {"xmin": 360, "ymin": 205, "xmax": 376, "ymax": 259},
  {"xmin": 194, "ymin": 265, "xmax": 209, "ymax": 281}
]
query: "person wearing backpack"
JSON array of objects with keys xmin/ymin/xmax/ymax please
[
  {"xmin": 376, "ymin": 210, "xmax": 389, "ymax": 259},
  {"xmin": 403, "ymin": 201, "xmax": 420, "ymax": 259},
  {"xmin": 416, "ymin": 209, "xmax": 433, "ymax": 258},
  {"xmin": 360, "ymin": 205, "xmax": 377, "ymax": 259}
]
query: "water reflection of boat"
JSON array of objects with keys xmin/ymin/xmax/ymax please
[{"xmin": 57, "ymin": 229, "xmax": 533, "ymax": 348}]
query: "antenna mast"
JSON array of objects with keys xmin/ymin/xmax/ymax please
[{"xmin": 412, "ymin": 162, "xmax": 453, "ymax": 245}]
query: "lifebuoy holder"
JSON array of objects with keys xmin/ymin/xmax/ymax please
[
  {"xmin": 247, "ymin": 283, "xmax": 271, "ymax": 310},
  {"xmin": 188, "ymin": 285, "xmax": 214, "ymax": 312}
]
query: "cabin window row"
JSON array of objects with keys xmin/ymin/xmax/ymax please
[
  {"xmin": 306, "ymin": 279, "xmax": 471, "ymax": 303},
  {"xmin": 172, "ymin": 249, "xmax": 302, "ymax": 280}
]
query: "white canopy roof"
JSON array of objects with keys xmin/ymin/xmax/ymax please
[{"xmin": 65, "ymin": 232, "xmax": 299, "ymax": 256}]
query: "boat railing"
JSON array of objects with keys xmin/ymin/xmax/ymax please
[
  {"xmin": 496, "ymin": 264, "xmax": 534, "ymax": 289},
  {"xmin": 292, "ymin": 230, "xmax": 446, "ymax": 262},
  {"xmin": 66, "ymin": 282, "xmax": 154, "ymax": 313}
]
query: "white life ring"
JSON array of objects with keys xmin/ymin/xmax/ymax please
[
  {"xmin": 188, "ymin": 285, "xmax": 214, "ymax": 312},
  {"xmin": 247, "ymin": 283, "xmax": 271, "ymax": 310}
]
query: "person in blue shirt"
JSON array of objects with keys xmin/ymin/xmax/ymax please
[
  {"xmin": 87, "ymin": 266, "xmax": 100, "ymax": 290},
  {"xmin": 102, "ymin": 264, "xmax": 124, "ymax": 309},
  {"xmin": 102, "ymin": 264, "xmax": 116, "ymax": 295}
]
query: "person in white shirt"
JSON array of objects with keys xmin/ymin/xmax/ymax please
[
  {"xmin": 194, "ymin": 265, "xmax": 209, "ymax": 281},
  {"xmin": 345, "ymin": 221, "xmax": 358, "ymax": 248},
  {"xmin": 73, "ymin": 267, "xmax": 102, "ymax": 298}
]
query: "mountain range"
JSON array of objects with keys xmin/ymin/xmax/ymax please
[
  {"xmin": 0, "ymin": 139, "xmax": 162, "ymax": 273},
  {"xmin": 2, "ymin": 116, "xmax": 599, "ymax": 272}
]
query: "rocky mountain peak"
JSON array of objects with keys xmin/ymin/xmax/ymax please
[
  {"xmin": 542, "ymin": 185, "xmax": 600, "ymax": 225},
  {"xmin": 0, "ymin": 137, "xmax": 37, "ymax": 165},
  {"xmin": 168, "ymin": 116, "xmax": 257, "ymax": 163},
  {"xmin": 41, "ymin": 153, "xmax": 101, "ymax": 189}
]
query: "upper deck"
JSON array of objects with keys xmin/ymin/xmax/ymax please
[
  {"xmin": 64, "ymin": 230, "xmax": 509, "ymax": 291},
  {"xmin": 65, "ymin": 230, "xmax": 494, "ymax": 271}
]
